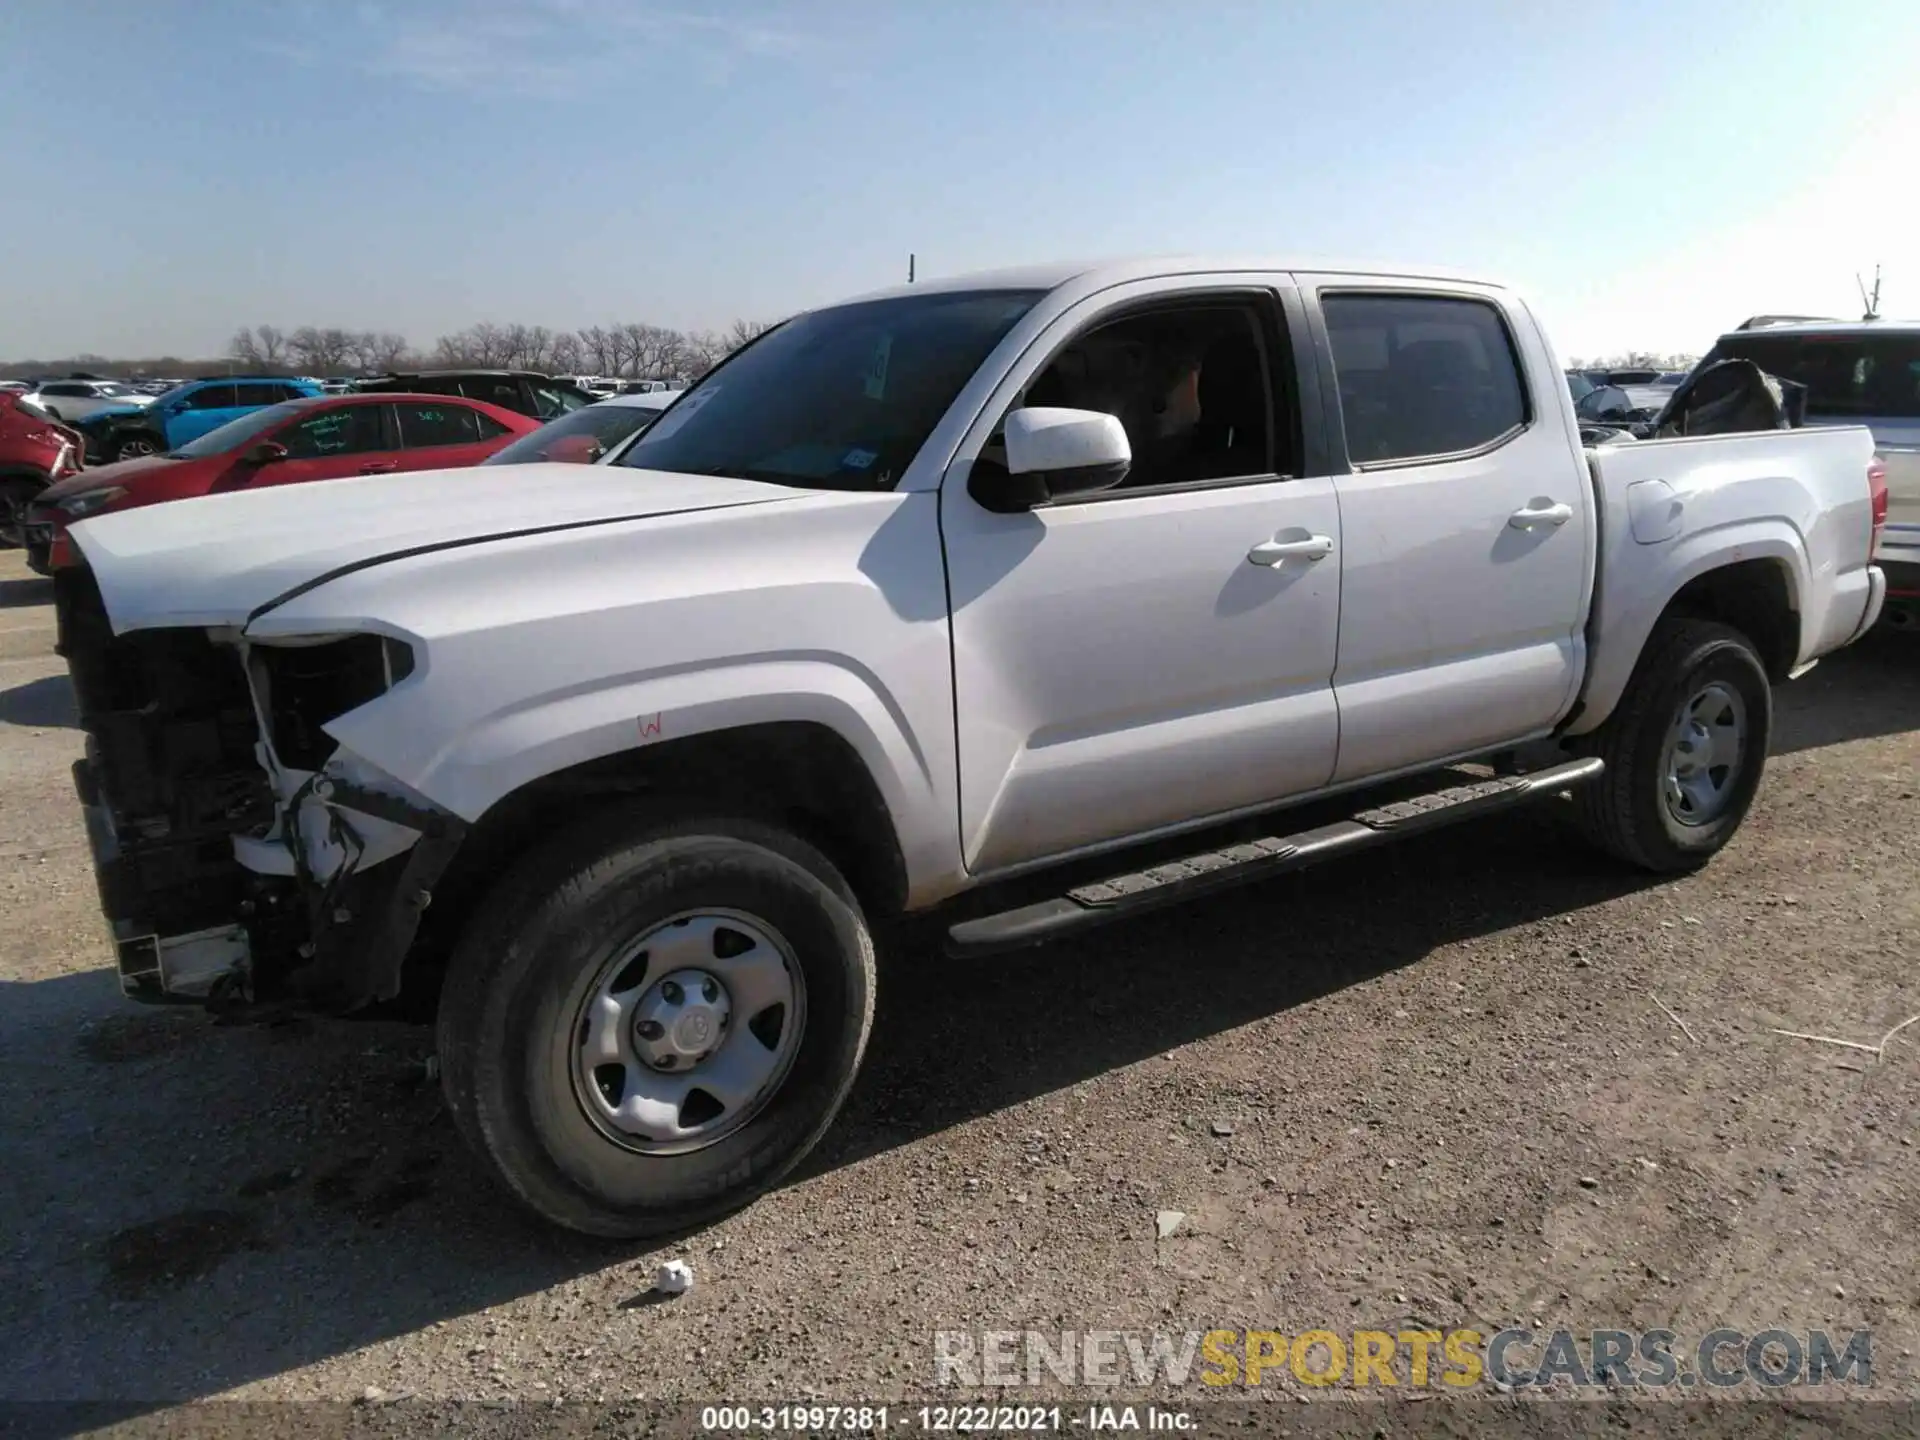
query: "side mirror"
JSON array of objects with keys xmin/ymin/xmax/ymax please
[
  {"xmin": 970, "ymin": 406, "xmax": 1131, "ymax": 513},
  {"xmin": 242, "ymin": 440, "xmax": 288, "ymax": 466}
]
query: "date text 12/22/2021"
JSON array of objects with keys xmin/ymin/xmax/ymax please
[{"xmin": 700, "ymin": 1406, "xmax": 1196, "ymax": 1432}]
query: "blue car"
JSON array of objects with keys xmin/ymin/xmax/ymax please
[{"xmin": 75, "ymin": 376, "xmax": 325, "ymax": 464}]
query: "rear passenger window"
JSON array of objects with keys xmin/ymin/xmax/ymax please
[
  {"xmin": 185, "ymin": 384, "xmax": 238, "ymax": 410},
  {"xmin": 395, "ymin": 402, "xmax": 485, "ymax": 447},
  {"xmin": 233, "ymin": 383, "xmax": 284, "ymax": 408},
  {"xmin": 1322, "ymin": 294, "xmax": 1528, "ymax": 464},
  {"xmin": 463, "ymin": 379, "xmax": 528, "ymax": 413}
]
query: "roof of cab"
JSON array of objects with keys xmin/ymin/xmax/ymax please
[{"xmin": 838, "ymin": 255, "xmax": 1509, "ymax": 308}]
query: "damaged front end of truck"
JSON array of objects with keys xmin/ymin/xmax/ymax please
[{"xmin": 54, "ymin": 563, "xmax": 466, "ymax": 1017}]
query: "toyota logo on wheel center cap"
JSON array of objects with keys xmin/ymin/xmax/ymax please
[{"xmin": 676, "ymin": 1012, "xmax": 714, "ymax": 1051}]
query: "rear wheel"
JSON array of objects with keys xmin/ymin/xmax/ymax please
[
  {"xmin": 436, "ymin": 809, "xmax": 875, "ymax": 1238},
  {"xmin": 1571, "ymin": 618, "xmax": 1771, "ymax": 872}
]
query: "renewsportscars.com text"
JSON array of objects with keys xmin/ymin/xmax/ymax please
[{"xmin": 932, "ymin": 1327, "xmax": 1872, "ymax": 1390}]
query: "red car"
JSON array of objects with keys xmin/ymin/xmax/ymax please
[
  {"xmin": 0, "ymin": 391, "xmax": 85, "ymax": 549},
  {"xmin": 25, "ymin": 392, "xmax": 536, "ymax": 573}
]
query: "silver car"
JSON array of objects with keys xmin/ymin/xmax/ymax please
[
  {"xmin": 1692, "ymin": 321, "xmax": 1919, "ymax": 625},
  {"xmin": 21, "ymin": 379, "xmax": 156, "ymax": 424}
]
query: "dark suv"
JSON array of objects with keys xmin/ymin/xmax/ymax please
[{"xmin": 354, "ymin": 371, "xmax": 593, "ymax": 421}]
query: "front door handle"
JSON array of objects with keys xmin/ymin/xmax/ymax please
[
  {"xmin": 1248, "ymin": 533, "xmax": 1334, "ymax": 566},
  {"xmin": 359, "ymin": 461, "xmax": 398, "ymax": 474},
  {"xmin": 1508, "ymin": 500, "xmax": 1573, "ymax": 529}
]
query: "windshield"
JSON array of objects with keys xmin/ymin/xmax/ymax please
[
  {"xmin": 97, "ymin": 382, "xmax": 143, "ymax": 398},
  {"xmin": 1701, "ymin": 333, "xmax": 1920, "ymax": 419},
  {"xmin": 483, "ymin": 401, "xmax": 661, "ymax": 465},
  {"xmin": 617, "ymin": 289, "xmax": 1041, "ymax": 489},
  {"xmin": 1565, "ymin": 371, "xmax": 1595, "ymax": 401},
  {"xmin": 167, "ymin": 400, "xmax": 306, "ymax": 457}
]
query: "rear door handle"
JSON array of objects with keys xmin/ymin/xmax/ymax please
[
  {"xmin": 1248, "ymin": 533, "xmax": 1334, "ymax": 565},
  {"xmin": 1508, "ymin": 501, "xmax": 1573, "ymax": 529},
  {"xmin": 359, "ymin": 461, "xmax": 398, "ymax": 474}
]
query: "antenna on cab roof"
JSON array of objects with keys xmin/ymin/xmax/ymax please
[{"xmin": 1857, "ymin": 264, "xmax": 1882, "ymax": 321}]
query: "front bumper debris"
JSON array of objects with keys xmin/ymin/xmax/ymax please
[{"xmin": 57, "ymin": 562, "xmax": 467, "ymax": 1014}]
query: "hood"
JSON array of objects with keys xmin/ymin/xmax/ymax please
[
  {"xmin": 69, "ymin": 461, "xmax": 802, "ymax": 634},
  {"xmin": 77, "ymin": 401, "xmax": 153, "ymax": 426},
  {"xmin": 36, "ymin": 452, "xmax": 183, "ymax": 503}
]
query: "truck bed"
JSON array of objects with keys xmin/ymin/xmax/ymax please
[{"xmin": 1570, "ymin": 424, "xmax": 1882, "ymax": 735}]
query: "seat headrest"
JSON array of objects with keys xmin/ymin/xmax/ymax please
[{"xmin": 1198, "ymin": 332, "xmax": 1264, "ymax": 420}]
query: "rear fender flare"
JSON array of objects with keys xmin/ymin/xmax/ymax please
[{"xmin": 1566, "ymin": 521, "xmax": 1806, "ymax": 736}]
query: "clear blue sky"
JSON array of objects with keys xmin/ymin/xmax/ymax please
[{"xmin": 3, "ymin": 0, "xmax": 1915, "ymax": 362}]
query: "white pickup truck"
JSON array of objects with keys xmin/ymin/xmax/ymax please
[{"xmin": 56, "ymin": 258, "xmax": 1887, "ymax": 1237}]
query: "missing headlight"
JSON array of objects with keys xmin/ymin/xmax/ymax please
[{"xmin": 252, "ymin": 635, "xmax": 415, "ymax": 770}]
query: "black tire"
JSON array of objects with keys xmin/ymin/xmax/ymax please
[
  {"xmin": 436, "ymin": 809, "xmax": 875, "ymax": 1238},
  {"xmin": 0, "ymin": 478, "xmax": 40, "ymax": 549},
  {"xmin": 1571, "ymin": 618, "xmax": 1771, "ymax": 872},
  {"xmin": 111, "ymin": 431, "xmax": 161, "ymax": 463}
]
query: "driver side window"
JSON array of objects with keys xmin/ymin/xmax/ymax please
[{"xmin": 1007, "ymin": 301, "xmax": 1283, "ymax": 492}]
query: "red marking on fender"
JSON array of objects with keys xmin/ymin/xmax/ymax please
[{"xmin": 638, "ymin": 713, "xmax": 663, "ymax": 739}]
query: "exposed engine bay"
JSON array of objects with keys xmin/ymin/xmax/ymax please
[{"xmin": 54, "ymin": 564, "xmax": 465, "ymax": 1015}]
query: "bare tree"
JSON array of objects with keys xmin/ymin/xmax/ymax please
[
  {"xmin": 362, "ymin": 331, "xmax": 411, "ymax": 372},
  {"xmin": 621, "ymin": 322, "xmax": 685, "ymax": 380},
  {"xmin": 681, "ymin": 329, "xmax": 725, "ymax": 378},
  {"xmin": 286, "ymin": 326, "xmax": 326, "ymax": 372},
  {"xmin": 578, "ymin": 325, "xmax": 620, "ymax": 376},
  {"xmin": 724, "ymin": 317, "xmax": 780, "ymax": 351},
  {"xmin": 501, "ymin": 324, "xmax": 554, "ymax": 370},
  {"xmin": 229, "ymin": 324, "xmax": 289, "ymax": 369},
  {"xmin": 21, "ymin": 314, "xmax": 795, "ymax": 382},
  {"xmin": 549, "ymin": 332, "xmax": 584, "ymax": 375}
]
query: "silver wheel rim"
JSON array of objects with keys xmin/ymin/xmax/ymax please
[
  {"xmin": 1661, "ymin": 681, "xmax": 1747, "ymax": 826},
  {"xmin": 117, "ymin": 438, "xmax": 156, "ymax": 460},
  {"xmin": 570, "ymin": 910, "xmax": 805, "ymax": 1156}
]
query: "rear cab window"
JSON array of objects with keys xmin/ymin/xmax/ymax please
[{"xmin": 1322, "ymin": 293, "xmax": 1529, "ymax": 464}]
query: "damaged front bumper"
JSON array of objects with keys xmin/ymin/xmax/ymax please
[{"xmin": 56, "ymin": 566, "xmax": 467, "ymax": 1015}]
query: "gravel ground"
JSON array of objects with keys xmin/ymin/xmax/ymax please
[{"xmin": 1, "ymin": 548, "xmax": 1916, "ymax": 1427}]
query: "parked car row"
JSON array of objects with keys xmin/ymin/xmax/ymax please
[
  {"xmin": 0, "ymin": 391, "xmax": 84, "ymax": 545},
  {"xmin": 10, "ymin": 375, "xmax": 687, "ymax": 574},
  {"xmin": 21, "ymin": 392, "xmax": 540, "ymax": 574}
]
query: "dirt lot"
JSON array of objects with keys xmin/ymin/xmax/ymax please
[{"xmin": 2, "ymin": 547, "xmax": 1917, "ymax": 1420}]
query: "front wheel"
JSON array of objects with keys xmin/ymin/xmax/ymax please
[
  {"xmin": 0, "ymin": 478, "xmax": 39, "ymax": 548},
  {"xmin": 436, "ymin": 810, "xmax": 875, "ymax": 1238},
  {"xmin": 1571, "ymin": 618, "xmax": 1772, "ymax": 872},
  {"xmin": 112, "ymin": 432, "xmax": 161, "ymax": 463}
]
